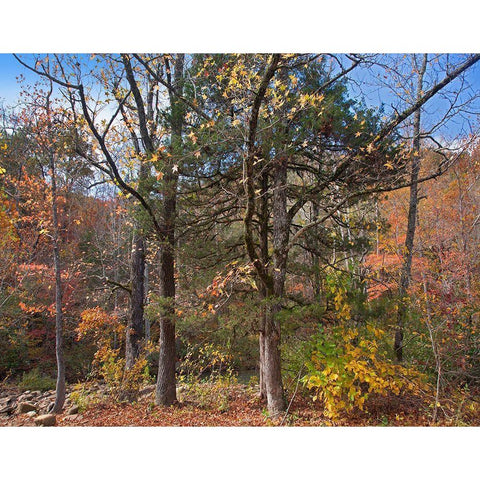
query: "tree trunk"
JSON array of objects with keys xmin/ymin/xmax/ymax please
[
  {"xmin": 311, "ymin": 200, "xmax": 321, "ymax": 298},
  {"xmin": 121, "ymin": 56, "xmax": 154, "ymax": 371},
  {"xmin": 242, "ymin": 55, "xmax": 282, "ymax": 415},
  {"xmin": 395, "ymin": 54, "xmax": 428, "ymax": 362},
  {"xmin": 155, "ymin": 54, "xmax": 185, "ymax": 406},
  {"xmin": 155, "ymin": 238, "xmax": 177, "ymax": 405},
  {"xmin": 50, "ymin": 153, "xmax": 65, "ymax": 413},
  {"xmin": 144, "ymin": 262, "xmax": 151, "ymax": 344},
  {"xmin": 126, "ymin": 230, "xmax": 145, "ymax": 369},
  {"xmin": 262, "ymin": 154, "xmax": 289, "ymax": 417},
  {"xmin": 263, "ymin": 301, "xmax": 285, "ymax": 416},
  {"xmin": 258, "ymin": 330, "xmax": 266, "ymax": 400},
  {"xmin": 258, "ymin": 169, "xmax": 269, "ymax": 401}
]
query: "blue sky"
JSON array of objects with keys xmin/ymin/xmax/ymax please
[
  {"xmin": 2, "ymin": 53, "xmax": 480, "ymax": 141},
  {"xmin": 0, "ymin": 54, "xmax": 32, "ymax": 106}
]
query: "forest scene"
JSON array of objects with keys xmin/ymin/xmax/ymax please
[{"xmin": 1, "ymin": 52, "xmax": 480, "ymax": 428}]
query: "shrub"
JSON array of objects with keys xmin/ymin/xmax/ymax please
[
  {"xmin": 302, "ymin": 324, "xmax": 422, "ymax": 419},
  {"xmin": 93, "ymin": 345, "xmax": 150, "ymax": 401},
  {"xmin": 179, "ymin": 342, "xmax": 236, "ymax": 411},
  {"xmin": 69, "ymin": 382, "xmax": 98, "ymax": 412},
  {"xmin": 18, "ymin": 367, "xmax": 56, "ymax": 392},
  {"xmin": 179, "ymin": 342, "xmax": 233, "ymax": 381},
  {"xmin": 77, "ymin": 307, "xmax": 150, "ymax": 401},
  {"xmin": 183, "ymin": 375, "xmax": 235, "ymax": 412},
  {"xmin": 0, "ymin": 322, "xmax": 30, "ymax": 377}
]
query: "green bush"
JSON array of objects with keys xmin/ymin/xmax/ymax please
[
  {"xmin": 302, "ymin": 324, "xmax": 422, "ymax": 419},
  {"xmin": 18, "ymin": 368, "xmax": 56, "ymax": 392},
  {"xmin": 70, "ymin": 382, "xmax": 100, "ymax": 412},
  {"xmin": 0, "ymin": 323, "xmax": 30, "ymax": 377},
  {"xmin": 175, "ymin": 301, "xmax": 260, "ymax": 371},
  {"xmin": 178, "ymin": 342, "xmax": 237, "ymax": 411}
]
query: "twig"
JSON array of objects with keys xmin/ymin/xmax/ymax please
[
  {"xmin": 280, "ymin": 365, "xmax": 304, "ymax": 425},
  {"xmin": 422, "ymin": 272, "xmax": 441, "ymax": 424}
]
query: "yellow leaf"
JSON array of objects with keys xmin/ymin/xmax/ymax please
[{"xmin": 187, "ymin": 132, "xmax": 197, "ymax": 144}]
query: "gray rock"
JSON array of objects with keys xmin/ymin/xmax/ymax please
[
  {"xmin": 34, "ymin": 414, "xmax": 56, "ymax": 426},
  {"xmin": 19, "ymin": 394, "xmax": 34, "ymax": 401},
  {"xmin": 26, "ymin": 410, "xmax": 37, "ymax": 418},
  {"xmin": 0, "ymin": 404, "xmax": 15, "ymax": 415},
  {"xmin": 64, "ymin": 414, "xmax": 79, "ymax": 421},
  {"xmin": 139, "ymin": 385, "xmax": 155, "ymax": 398},
  {"xmin": 67, "ymin": 405, "xmax": 79, "ymax": 415},
  {"xmin": 17, "ymin": 402, "xmax": 37, "ymax": 414}
]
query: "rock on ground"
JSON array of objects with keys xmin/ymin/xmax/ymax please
[
  {"xmin": 67, "ymin": 406, "xmax": 79, "ymax": 415},
  {"xmin": 16, "ymin": 402, "xmax": 37, "ymax": 414},
  {"xmin": 34, "ymin": 414, "xmax": 56, "ymax": 426}
]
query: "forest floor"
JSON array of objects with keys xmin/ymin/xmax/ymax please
[{"xmin": 1, "ymin": 381, "xmax": 479, "ymax": 426}]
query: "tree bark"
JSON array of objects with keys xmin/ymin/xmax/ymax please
[
  {"xmin": 242, "ymin": 55, "xmax": 284, "ymax": 416},
  {"xmin": 263, "ymin": 154, "xmax": 290, "ymax": 416},
  {"xmin": 311, "ymin": 200, "xmax": 321, "ymax": 298},
  {"xmin": 50, "ymin": 152, "xmax": 66, "ymax": 413},
  {"xmin": 126, "ymin": 230, "xmax": 145, "ymax": 369},
  {"xmin": 155, "ymin": 54, "xmax": 185, "ymax": 406},
  {"xmin": 155, "ymin": 236, "xmax": 177, "ymax": 405},
  {"xmin": 119, "ymin": 58, "xmax": 153, "ymax": 371},
  {"xmin": 258, "ymin": 169, "xmax": 269, "ymax": 401},
  {"xmin": 144, "ymin": 262, "xmax": 151, "ymax": 344}
]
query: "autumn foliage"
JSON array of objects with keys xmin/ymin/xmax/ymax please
[{"xmin": 1, "ymin": 53, "xmax": 480, "ymax": 426}]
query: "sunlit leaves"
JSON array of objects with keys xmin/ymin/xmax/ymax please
[{"xmin": 303, "ymin": 325, "xmax": 422, "ymax": 419}]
